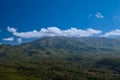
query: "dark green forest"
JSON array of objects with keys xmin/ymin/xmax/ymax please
[{"xmin": 0, "ymin": 37, "xmax": 120, "ymax": 80}]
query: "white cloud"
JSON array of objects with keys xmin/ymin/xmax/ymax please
[
  {"xmin": 102, "ymin": 29, "xmax": 120, "ymax": 37},
  {"xmin": 17, "ymin": 38, "xmax": 22, "ymax": 43},
  {"xmin": 7, "ymin": 27, "xmax": 102, "ymax": 38},
  {"xmin": 7, "ymin": 26, "xmax": 17, "ymax": 33},
  {"xmin": 95, "ymin": 12, "xmax": 104, "ymax": 19},
  {"xmin": 3, "ymin": 37, "xmax": 14, "ymax": 41}
]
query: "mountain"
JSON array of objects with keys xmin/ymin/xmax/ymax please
[
  {"xmin": 75, "ymin": 37, "xmax": 120, "ymax": 48},
  {"xmin": 0, "ymin": 36, "xmax": 120, "ymax": 57},
  {"xmin": 0, "ymin": 36, "xmax": 120, "ymax": 80},
  {"xmin": 19, "ymin": 36, "xmax": 120, "ymax": 49},
  {"xmin": 1, "ymin": 36, "xmax": 120, "ymax": 59},
  {"xmin": 18, "ymin": 36, "xmax": 120, "ymax": 55}
]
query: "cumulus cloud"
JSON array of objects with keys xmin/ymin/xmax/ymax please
[
  {"xmin": 17, "ymin": 38, "xmax": 22, "ymax": 43},
  {"xmin": 3, "ymin": 37, "xmax": 14, "ymax": 41},
  {"xmin": 95, "ymin": 12, "xmax": 104, "ymax": 19},
  {"xmin": 7, "ymin": 27, "xmax": 102, "ymax": 38},
  {"xmin": 7, "ymin": 27, "xmax": 17, "ymax": 33},
  {"xmin": 102, "ymin": 29, "xmax": 120, "ymax": 37}
]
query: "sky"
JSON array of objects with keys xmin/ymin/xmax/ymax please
[{"xmin": 1, "ymin": 0, "xmax": 120, "ymax": 44}]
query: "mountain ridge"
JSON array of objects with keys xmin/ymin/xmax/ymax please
[
  {"xmin": 0, "ymin": 36, "xmax": 120, "ymax": 60},
  {"xmin": 1, "ymin": 36, "xmax": 120, "ymax": 50}
]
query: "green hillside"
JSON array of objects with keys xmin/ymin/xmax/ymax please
[{"xmin": 0, "ymin": 36, "xmax": 120, "ymax": 80}]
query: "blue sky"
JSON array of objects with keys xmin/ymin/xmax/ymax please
[{"xmin": 1, "ymin": 0, "xmax": 120, "ymax": 44}]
